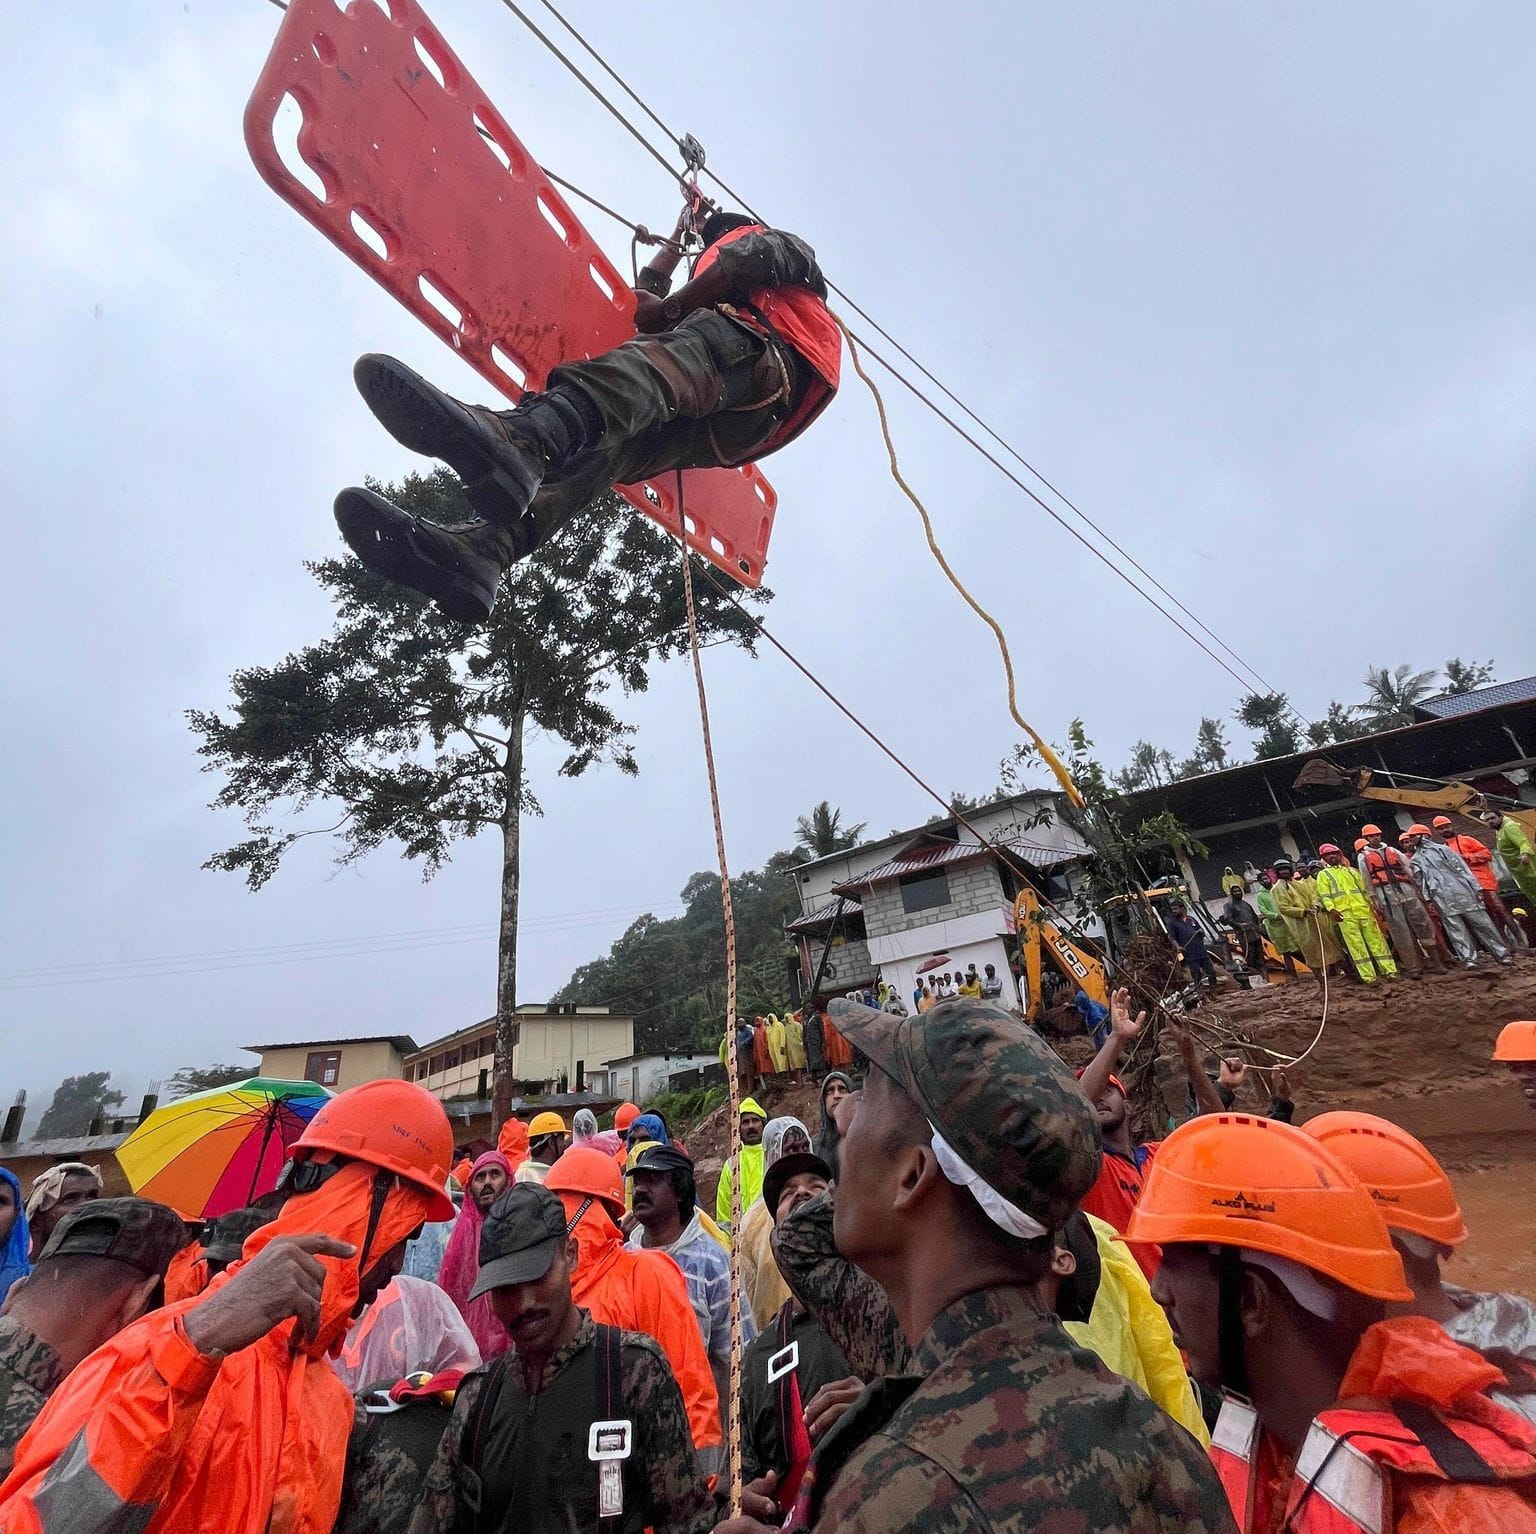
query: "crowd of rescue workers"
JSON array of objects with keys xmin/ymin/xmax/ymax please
[{"xmin": 2, "ymin": 968, "xmax": 1536, "ymax": 1532}]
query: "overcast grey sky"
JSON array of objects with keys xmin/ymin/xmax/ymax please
[{"xmin": 4, "ymin": 1, "xmax": 1532, "ymax": 1119}]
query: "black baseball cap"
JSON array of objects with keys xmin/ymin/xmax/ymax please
[
  {"xmin": 468, "ymin": 1183, "xmax": 569, "ymax": 1299},
  {"xmin": 623, "ymin": 1144, "xmax": 694, "ymax": 1178},
  {"xmin": 38, "ymin": 1197, "xmax": 189, "ymax": 1280},
  {"xmin": 762, "ymin": 1152, "xmax": 832, "ymax": 1223}
]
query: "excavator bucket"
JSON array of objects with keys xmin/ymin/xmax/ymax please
[
  {"xmin": 244, "ymin": 0, "xmax": 776, "ymax": 587},
  {"xmin": 1292, "ymin": 759, "xmax": 1365, "ymax": 793}
]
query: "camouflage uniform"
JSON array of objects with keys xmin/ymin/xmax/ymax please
[
  {"xmin": 337, "ymin": 1389, "xmax": 456, "ymax": 1534},
  {"xmin": 773, "ymin": 996, "xmax": 1236, "ymax": 1533},
  {"xmin": 407, "ymin": 1310, "xmax": 713, "ymax": 1534},
  {"xmin": 0, "ymin": 1317, "xmax": 63, "ymax": 1477}
]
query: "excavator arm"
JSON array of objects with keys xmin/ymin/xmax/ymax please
[
  {"xmin": 1293, "ymin": 760, "xmax": 1536, "ymax": 840},
  {"xmin": 1011, "ymin": 887, "xmax": 1110, "ymax": 1020}
]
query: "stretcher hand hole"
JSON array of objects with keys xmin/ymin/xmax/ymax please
[
  {"xmin": 273, "ymin": 92, "xmax": 328, "ymax": 203},
  {"xmin": 350, "ymin": 208, "xmax": 390, "ymax": 260}
]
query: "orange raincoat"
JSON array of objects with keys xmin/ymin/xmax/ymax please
[
  {"xmin": 162, "ymin": 1240, "xmax": 210, "ymax": 1305},
  {"xmin": 0, "ymin": 1161, "xmax": 435, "ymax": 1534},
  {"xmin": 496, "ymin": 1116, "xmax": 530, "ymax": 1175},
  {"xmin": 554, "ymin": 1189, "xmax": 722, "ymax": 1460},
  {"xmin": 1212, "ymin": 1316, "xmax": 1536, "ymax": 1534}
]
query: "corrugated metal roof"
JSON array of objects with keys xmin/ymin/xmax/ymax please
[
  {"xmin": 1416, "ymin": 676, "xmax": 1536, "ymax": 720},
  {"xmin": 835, "ymin": 833, "xmax": 1091, "ymax": 892},
  {"xmin": 785, "ymin": 895, "xmax": 863, "ymax": 933},
  {"xmin": 838, "ymin": 841, "xmax": 992, "ymax": 888}
]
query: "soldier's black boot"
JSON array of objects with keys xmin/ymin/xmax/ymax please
[
  {"xmin": 353, "ymin": 354, "xmax": 597, "ymax": 529},
  {"xmin": 333, "ymin": 486, "xmax": 530, "ymax": 623}
]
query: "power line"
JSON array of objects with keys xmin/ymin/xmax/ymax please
[{"xmin": 510, "ymin": 0, "xmax": 1302, "ymax": 718}]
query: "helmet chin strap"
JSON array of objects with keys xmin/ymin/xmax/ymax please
[
  {"xmin": 357, "ymin": 1170, "xmax": 395, "ymax": 1277},
  {"xmin": 1217, "ymin": 1246, "xmax": 1251, "ymax": 1400}
]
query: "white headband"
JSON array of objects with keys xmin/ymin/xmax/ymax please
[
  {"xmin": 930, "ymin": 1125, "xmax": 1047, "ymax": 1240},
  {"xmin": 1238, "ymin": 1249, "xmax": 1341, "ymax": 1322}
]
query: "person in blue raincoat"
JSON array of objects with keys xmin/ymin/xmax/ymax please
[{"xmin": 0, "ymin": 1170, "xmax": 30, "ymax": 1304}]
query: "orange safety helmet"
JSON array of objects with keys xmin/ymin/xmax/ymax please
[
  {"xmin": 1124, "ymin": 1113, "xmax": 1410, "ymax": 1300},
  {"xmin": 546, "ymin": 1145, "xmax": 625, "ymax": 1217},
  {"xmin": 1397, "ymin": 832, "xmax": 1412, "ymax": 845},
  {"xmin": 613, "ymin": 1102, "xmax": 641, "ymax": 1134},
  {"xmin": 289, "ymin": 1079, "xmax": 455, "ymax": 1221},
  {"xmin": 1361, "ymin": 824, "xmax": 1382, "ymax": 838},
  {"xmin": 1405, "ymin": 823, "xmax": 1433, "ymax": 838},
  {"xmin": 1493, "ymin": 1020, "xmax": 1536, "ymax": 1063},
  {"xmin": 1353, "ymin": 838, "xmax": 1366, "ymax": 852},
  {"xmin": 528, "ymin": 1110, "xmax": 568, "ymax": 1138},
  {"xmin": 1303, "ymin": 1111, "xmax": 1467, "ymax": 1248},
  {"xmin": 1318, "ymin": 843, "xmax": 1342, "ymax": 857},
  {"xmin": 1431, "ymin": 815, "xmax": 1454, "ymax": 829}
]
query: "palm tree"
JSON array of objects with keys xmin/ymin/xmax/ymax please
[
  {"xmin": 794, "ymin": 801, "xmax": 868, "ymax": 858},
  {"xmin": 1359, "ymin": 664, "xmax": 1439, "ymax": 729}
]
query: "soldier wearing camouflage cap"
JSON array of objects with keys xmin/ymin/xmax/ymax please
[
  {"xmin": 0, "ymin": 1196, "xmax": 189, "ymax": 1474},
  {"xmin": 736, "ymin": 995, "xmax": 1235, "ymax": 1534}
]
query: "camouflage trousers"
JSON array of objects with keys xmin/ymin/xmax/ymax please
[{"xmin": 536, "ymin": 308, "xmax": 808, "ymax": 524}]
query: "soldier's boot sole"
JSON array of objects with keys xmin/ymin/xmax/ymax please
[
  {"xmin": 353, "ymin": 353, "xmax": 545, "ymax": 526},
  {"xmin": 334, "ymin": 486, "xmax": 500, "ymax": 624}
]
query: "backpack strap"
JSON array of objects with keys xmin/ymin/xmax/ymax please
[
  {"xmin": 1392, "ymin": 1401, "xmax": 1503, "ymax": 1484},
  {"xmin": 462, "ymin": 1356, "xmax": 513, "ymax": 1534}
]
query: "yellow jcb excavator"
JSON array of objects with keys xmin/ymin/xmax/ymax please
[{"xmin": 1010, "ymin": 885, "xmax": 1111, "ymax": 1021}]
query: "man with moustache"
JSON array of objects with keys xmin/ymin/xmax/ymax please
[{"xmin": 409, "ymin": 1183, "xmax": 713, "ymax": 1534}]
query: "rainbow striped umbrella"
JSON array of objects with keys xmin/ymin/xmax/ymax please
[{"xmin": 118, "ymin": 1077, "xmax": 332, "ymax": 1219}]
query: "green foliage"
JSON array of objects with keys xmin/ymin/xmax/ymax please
[
  {"xmin": 1304, "ymin": 700, "xmax": 1370, "ymax": 748},
  {"xmin": 1359, "ymin": 663, "xmax": 1439, "ymax": 729},
  {"xmin": 793, "ymin": 802, "xmax": 866, "ymax": 858},
  {"xmin": 37, "ymin": 1073, "xmax": 124, "ymax": 1139},
  {"xmin": 641, "ymin": 1084, "xmax": 727, "ymax": 1128},
  {"xmin": 555, "ymin": 844, "xmax": 803, "ymax": 1054},
  {"xmin": 1235, "ymin": 692, "xmax": 1302, "ymax": 760},
  {"xmin": 189, "ymin": 470, "xmax": 767, "ymax": 888},
  {"xmin": 1442, "ymin": 658, "xmax": 1496, "ymax": 695},
  {"xmin": 164, "ymin": 1064, "xmax": 252, "ymax": 1099}
]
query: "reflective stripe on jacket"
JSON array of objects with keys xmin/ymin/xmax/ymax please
[{"xmin": 1209, "ymin": 1317, "xmax": 1536, "ymax": 1534}]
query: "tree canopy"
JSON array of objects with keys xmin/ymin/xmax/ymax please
[
  {"xmin": 164, "ymin": 1063, "xmax": 252, "ymax": 1099},
  {"xmin": 36, "ymin": 1072, "xmax": 124, "ymax": 1140},
  {"xmin": 189, "ymin": 469, "xmax": 767, "ymax": 1119}
]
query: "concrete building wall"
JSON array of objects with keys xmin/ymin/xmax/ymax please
[
  {"xmin": 255, "ymin": 1039, "xmax": 403, "ymax": 1091},
  {"xmin": 604, "ymin": 1052, "xmax": 719, "ymax": 1104},
  {"xmin": 410, "ymin": 1016, "xmax": 635, "ymax": 1102},
  {"xmin": 860, "ymin": 859, "xmax": 1007, "ymax": 940}
]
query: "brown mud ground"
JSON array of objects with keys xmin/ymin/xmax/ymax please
[{"xmin": 684, "ymin": 964, "xmax": 1536, "ymax": 1292}]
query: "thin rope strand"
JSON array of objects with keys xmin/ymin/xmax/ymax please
[{"xmin": 674, "ymin": 479, "xmax": 744, "ymax": 1514}]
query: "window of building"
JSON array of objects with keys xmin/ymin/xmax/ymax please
[
  {"xmin": 479, "ymin": 1035, "xmax": 495, "ymax": 1058},
  {"xmin": 304, "ymin": 1050, "xmax": 342, "ymax": 1087},
  {"xmin": 445, "ymin": 1048, "xmax": 461, "ymax": 1070},
  {"xmin": 899, "ymin": 868, "xmax": 951, "ymax": 914}
]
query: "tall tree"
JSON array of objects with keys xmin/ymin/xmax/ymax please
[
  {"xmin": 1442, "ymin": 658, "xmax": 1497, "ymax": 695},
  {"xmin": 1359, "ymin": 663, "xmax": 1439, "ymax": 729},
  {"xmin": 1193, "ymin": 717, "xmax": 1231, "ymax": 772},
  {"xmin": 793, "ymin": 801, "xmax": 867, "ymax": 858},
  {"xmin": 190, "ymin": 470, "xmax": 765, "ymax": 1126},
  {"xmin": 1304, "ymin": 700, "xmax": 1369, "ymax": 748},
  {"xmin": 1236, "ymin": 693, "xmax": 1302, "ymax": 760},
  {"xmin": 37, "ymin": 1072, "xmax": 124, "ymax": 1139},
  {"xmin": 165, "ymin": 1063, "xmax": 252, "ymax": 1098}
]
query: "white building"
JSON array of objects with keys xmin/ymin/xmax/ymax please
[
  {"xmin": 786, "ymin": 793, "xmax": 1092, "ymax": 1009},
  {"xmin": 591, "ymin": 1051, "xmax": 722, "ymax": 1104}
]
